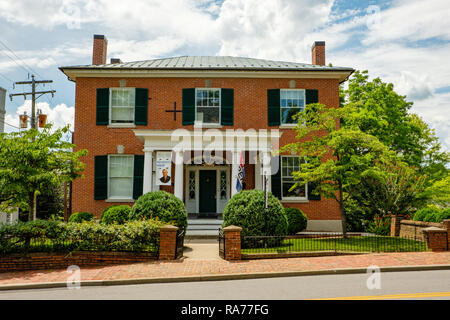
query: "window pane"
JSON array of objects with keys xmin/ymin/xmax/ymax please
[
  {"xmin": 110, "ymin": 156, "xmax": 133, "ymax": 177},
  {"xmin": 111, "ymin": 89, "xmax": 135, "ymax": 123},
  {"xmin": 196, "ymin": 89, "xmax": 221, "ymax": 123},
  {"xmin": 196, "ymin": 107, "xmax": 219, "ymax": 124},
  {"xmin": 281, "ymin": 107, "xmax": 301, "ymax": 124},
  {"xmin": 282, "ymin": 181, "xmax": 306, "ymax": 198},
  {"xmin": 109, "ymin": 177, "xmax": 133, "ymax": 198}
]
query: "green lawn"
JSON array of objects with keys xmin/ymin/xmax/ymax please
[{"xmin": 241, "ymin": 236, "xmax": 427, "ymax": 254}]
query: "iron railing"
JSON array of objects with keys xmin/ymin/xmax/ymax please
[
  {"xmin": 241, "ymin": 233, "xmax": 427, "ymax": 255},
  {"xmin": 175, "ymin": 230, "xmax": 185, "ymax": 259},
  {"xmin": 218, "ymin": 228, "xmax": 225, "ymax": 259}
]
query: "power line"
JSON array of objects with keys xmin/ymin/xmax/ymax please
[{"xmin": 0, "ymin": 39, "xmax": 43, "ymax": 78}]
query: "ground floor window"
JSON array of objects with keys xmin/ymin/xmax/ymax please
[
  {"xmin": 281, "ymin": 156, "xmax": 307, "ymax": 200},
  {"xmin": 108, "ymin": 155, "xmax": 134, "ymax": 199}
]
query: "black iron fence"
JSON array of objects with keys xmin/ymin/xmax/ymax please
[
  {"xmin": 241, "ymin": 233, "xmax": 427, "ymax": 255},
  {"xmin": 218, "ymin": 228, "xmax": 225, "ymax": 259},
  {"xmin": 175, "ymin": 230, "xmax": 185, "ymax": 259}
]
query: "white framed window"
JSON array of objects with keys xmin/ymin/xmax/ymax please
[
  {"xmin": 108, "ymin": 155, "xmax": 134, "ymax": 199},
  {"xmin": 195, "ymin": 88, "xmax": 221, "ymax": 124},
  {"xmin": 281, "ymin": 156, "xmax": 307, "ymax": 200},
  {"xmin": 110, "ymin": 88, "xmax": 135, "ymax": 124},
  {"xmin": 280, "ymin": 89, "xmax": 305, "ymax": 124}
]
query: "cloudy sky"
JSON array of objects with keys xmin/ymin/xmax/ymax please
[{"xmin": 0, "ymin": 0, "xmax": 449, "ymax": 150}]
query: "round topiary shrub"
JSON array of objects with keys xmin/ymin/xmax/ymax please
[
  {"xmin": 222, "ymin": 190, "xmax": 288, "ymax": 244},
  {"xmin": 69, "ymin": 212, "xmax": 94, "ymax": 223},
  {"xmin": 129, "ymin": 191, "xmax": 187, "ymax": 233},
  {"xmin": 100, "ymin": 205, "xmax": 131, "ymax": 225},
  {"xmin": 284, "ymin": 207, "xmax": 308, "ymax": 235}
]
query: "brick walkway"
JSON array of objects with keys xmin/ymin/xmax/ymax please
[{"xmin": 0, "ymin": 252, "xmax": 449, "ymax": 286}]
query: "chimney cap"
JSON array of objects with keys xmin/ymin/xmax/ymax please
[
  {"xmin": 110, "ymin": 58, "xmax": 122, "ymax": 64},
  {"xmin": 311, "ymin": 41, "xmax": 325, "ymax": 50}
]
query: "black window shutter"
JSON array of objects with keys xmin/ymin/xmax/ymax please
[
  {"xmin": 94, "ymin": 155, "xmax": 108, "ymax": 200},
  {"xmin": 182, "ymin": 88, "xmax": 195, "ymax": 125},
  {"xmin": 133, "ymin": 155, "xmax": 144, "ymax": 199},
  {"xmin": 220, "ymin": 88, "xmax": 234, "ymax": 125},
  {"xmin": 267, "ymin": 89, "xmax": 280, "ymax": 126},
  {"xmin": 305, "ymin": 89, "xmax": 319, "ymax": 104},
  {"xmin": 96, "ymin": 88, "xmax": 109, "ymax": 125},
  {"xmin": 135, "ymin": 88, "xmax": 148, "ymax": 125},
  {"xmin": 271, "ymin": 156, "xmax": 282, "ymax": 199},
  {"xmin": 307, "ymin": 182, "xmax": 321, "ymax": 200}
]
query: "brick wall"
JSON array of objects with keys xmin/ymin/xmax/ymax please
[
  {"xmin": 399, "ymin": 220, "xmax": 443, "ymax": 241},
  {"xmin": 72, "ymin": 77, "xmax": 341, "ymax": 220},
  {"xmin": 0, "ymin": 251, "xmax": 156, "ymax": 273}
]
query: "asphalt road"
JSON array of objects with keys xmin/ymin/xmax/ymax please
[{"xmin": 0, "ymin": 270, "xmax": 449, "ymax": 300}]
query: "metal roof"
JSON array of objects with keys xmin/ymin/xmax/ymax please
[{"xmin": 61, "ymin": 56, "xmax": 353, "ymax": 71}]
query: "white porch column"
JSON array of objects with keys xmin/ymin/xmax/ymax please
[
  {"xmin": 254, "ymin": 152, "xmax": 263, "ymax": 190},
  {"xmin": 143, "ymin": 150, "xmax": 153, "ymax": 194},
  {"xmin": 174, "ymin": 151, "xmax": 184, "ymax": 200},
  {"xmin": 262, "ymin": 151, "xmax": 272, "ymax": 193},
  {"xmin": 231, "ymin": 150, "xmax": 240, "ymax": 196}
]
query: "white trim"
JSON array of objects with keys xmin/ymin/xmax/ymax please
[
  {"xmin": 195, "ymin": 88, "xmax": 221, "ymax": 126},
  {"xmin": 107, "ymin": 154, "xmax": 134, "ymax": 200},
  {"xmin": 109, "ymin": 87, "xmax": 135, "ymax": 125},
  {"xmin": 280, "ymin": 155, "xmax": 308, "ymax": 201},
  {"xmin": 107, "ymin": 123, "xmax": 136, "ymax": 129},
  {"xmin": 105, "ymin": 199, "xmax": 135, "ymax": 203},
  {"xmin": 280, "ymin": 89, "xmax": 305, "ymax": 125},
  {"xmin": 61, "ymin": 69, "xmax": 353, "ymax": 83}
]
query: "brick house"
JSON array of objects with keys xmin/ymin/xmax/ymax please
[{"xmin": 59, "ymin": 35, "xmax": 354, "ymax": 232}]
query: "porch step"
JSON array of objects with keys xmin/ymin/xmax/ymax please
[{"xmin": 186, "ymin": 219, "xmax": 223, "ymax": 238}]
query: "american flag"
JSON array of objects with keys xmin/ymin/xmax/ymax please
[{"xmin": 236, "ymin": 151, "xmax": 245, "ymax": 192}]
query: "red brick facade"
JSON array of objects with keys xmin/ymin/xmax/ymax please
[{"xmin": 71, "ymin": 76, "xmax": 342, "ymax": 223}]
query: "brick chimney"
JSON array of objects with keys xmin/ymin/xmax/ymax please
[
  {"xmin": 92, "ymin": 34, "xmax": 108, "ymax": 65},
  {"xmin": 312, "ymin": 41, "xmax": 325, "ymax": 66}
]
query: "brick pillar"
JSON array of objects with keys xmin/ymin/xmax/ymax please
[
  {"xmin": 390, "ymin": 214, "xmax": 403, "ymax": 237},
  {"xmin": 159, "ymin": 225, "xmax": 179, "ymax": 260},
  {"xmin": 224, "ymin": 225, "xmax": 242, "ymax": 261},
  {"xmin": 423, "ymin": 227, "xmax": 448, "ymax": 252},
  {"xmin": 441, "ymin": 219, "xmax": 450, "ymax": 250}
]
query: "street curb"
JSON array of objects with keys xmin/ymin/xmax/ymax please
[{"xmin": 0, "ymin": 264, "xmax": 449, "ymax": 291}]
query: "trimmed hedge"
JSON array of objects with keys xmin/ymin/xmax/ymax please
[
  {"xmin": 69, "ymin": 212, "xmax": 94, "ymax": 223},
  {"xmin": 284, "ymin": 207, "xmax": 308, "ymax": 235},
  {"xmin": 0, "ymin": 219, "xmax": 166, "ymax": 254},
  {"xmin": 100, "ymin": 205, "xmax": 131, "ymax": 225},
  {"xmin": 129, "ymin": 191, "xmax": 188, "ymax": 233},
  {"xmin": 222, "ymin": 190, "xmax": 288, "ymax": 239}
]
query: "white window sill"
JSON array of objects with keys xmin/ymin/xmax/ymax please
[
  {"xmin": 105, "ymin": 198, "xmax": 135, "ymax": 203},
  {"xmin": 279, "ymin": 124, "xmax": 297, "ymax": 129},
  {"xmin": 194, "ymin": 123, "xmax": 223, "ymax": 129},
  {"xmin": 281, "ymin": 199, "xmax": 309, "ymax": 203},
  {"xmin": 107, "ymin": 123, "xmax": 136, "ymax": 129}
]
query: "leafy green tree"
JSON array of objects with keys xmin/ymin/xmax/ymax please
[
  {"xmin": 0, "ymin": 125, "xmax": 87, "ymax": 221},
  {"xmin": 281, "ymin": 103, "xmax": 395, "ymax": 237},
  {"xmin": 342, "ymin": 70, "xmax": 449, "ymax": 177}
]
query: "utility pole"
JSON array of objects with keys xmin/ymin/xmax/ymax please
[
  {"xmin": 9, "ymin": 75, "xmax": 56, "ymax": 220},
  {"xmin": 10, "ymin": 75, "xmax": 55, "ymax": 129}
]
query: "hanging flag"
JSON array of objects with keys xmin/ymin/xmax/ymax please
[{"xmin": 236, "ymin": 151, "xmax": 245, "ymax": 192}]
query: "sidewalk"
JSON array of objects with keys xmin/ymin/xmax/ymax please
[{"xmin": 0, "ymin": 251, "xmax": 449, "ymax": 289}]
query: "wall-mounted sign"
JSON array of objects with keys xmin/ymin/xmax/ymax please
[{"xmin": 156, "ymin": 151, "xmax": 172, "ymax": 186}]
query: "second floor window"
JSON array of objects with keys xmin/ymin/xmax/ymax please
[
  {"xmin": 280, "ymin": 89, "xmax": 305, "ymax": 125},
  {"xmin": 110, "ymin": 88, "xmax": 135, "ymax": 124},
  {"xmin": 196, "ymin": 88, "xmax": 221, "ymax": 124}
]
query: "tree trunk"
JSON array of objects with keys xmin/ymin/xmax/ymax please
[
  {"xmin": 338, "ymin": 180, "xmax": 347, "ymax": 238},
  {"xmin": 28, "ymin": 192, "xmax": 34, "ymax": 221}
]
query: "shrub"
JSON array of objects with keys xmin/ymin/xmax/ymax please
[
  {"xmin": 222, "ymin": 190, "xmax": 288, "ymax": 241},
  {"xmin": 413, "ymin": 207, "xmax": 438, "ymax": 222},
  {"xmin": 129, "ymin": 191, "xmax": 188, "ymax": 233},
  {"xmin": 367, "ymin": 214, "xmax": 391, "ymax": 235},
  {"xmin": 284, "ymin": 207, "xmax": 307, "ymax": 235},
  {"xmin": 423, "ymin": 211, "xmax": 440, "ymax": 222},
  {"xmin": 0, "ymin": 219, "xmax": 166, "ymax": 254},
  {"xmin": 69, "ymin": 212, "xmax": 94, "ymax": 223},
  {"xmin": 437, "ymin": 208, "xmax": 450, "ymax": 222},
  {"xmin": 100, "ymin": 205, "xmax": 131, "ymax": 225}
]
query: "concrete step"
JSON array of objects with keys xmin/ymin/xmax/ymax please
[
  {"xmin": 188, "ymin": 219, "xmax": 223, "ymax": 225},
  {"xmin": 187, "ymin": 225, "xmax": 222, "ymax": 230}
]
